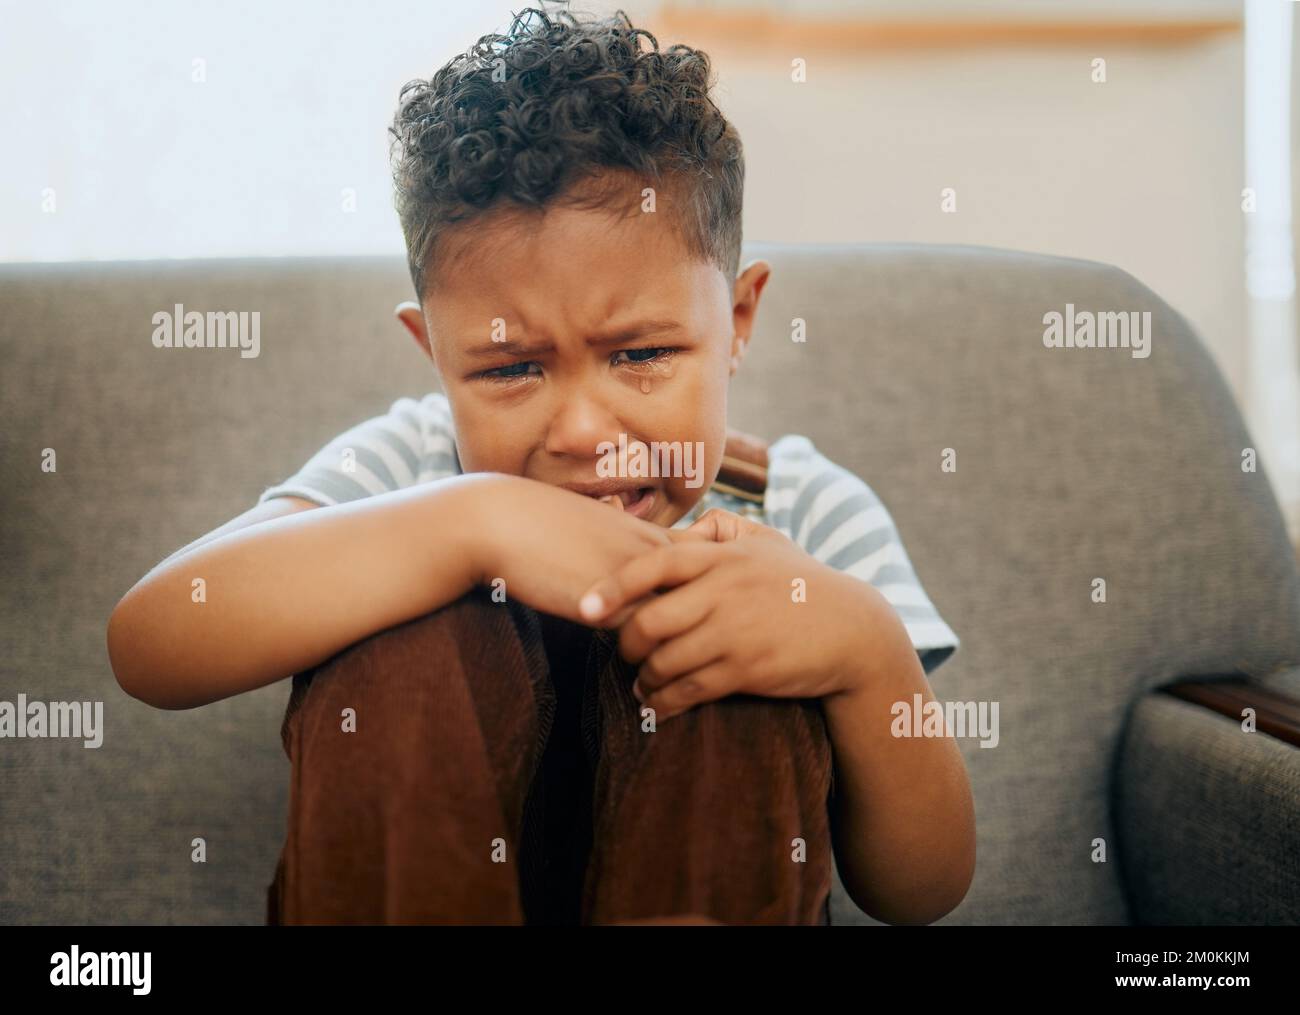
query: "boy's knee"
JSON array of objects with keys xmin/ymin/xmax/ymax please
[
  {"xmin": 289, "ymin": 593, "xmax": 534, "ymax": 759},
  {"xmin": 318, "ymin": 589, "xmax": 527, "ymax": 682},
  {"xmin": 631, "ymin": 692, "xmax": 828, "ymax": 768},
  {"xmin": 382, "ymin": 587, "xmax": 514, "ymax": 651},
  {"xmin": 285, "ymin": 590, "xmax": 541, "ymax": 749},
  {"xmin": 705, "ymin": 697, "xmax": 835, "ymax": 820}
]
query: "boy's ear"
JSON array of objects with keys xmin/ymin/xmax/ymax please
[
  {"xmin": 395, "ymin": 301, "xmax": 433, "ymax": 361},
  {"xmin": 729, "ymin": 259, "xmax": 771, "ymax": 376}
]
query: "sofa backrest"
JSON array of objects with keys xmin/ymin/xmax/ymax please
[{"xmin": 2, "ymin": 244, "xmax": 1297, "ymax": 924}]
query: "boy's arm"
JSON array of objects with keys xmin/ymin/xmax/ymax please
[
  {"xmin": 577, "ymin": 513, "xmax": 975, "ymax": 924},
  {"xmin": 140, "ymin": 494, "xmax": 322, "ymax": 579},
  {"xmin": 819, "ymin": 590, "xmax": 976, "ymax": 926},
  {"xmin": 107, "ymin": 472, "xmax": 672, "ymax": 711},
  {"xmin": 107, "ymin": 475, "xmax": 493, "ymax": 711}
]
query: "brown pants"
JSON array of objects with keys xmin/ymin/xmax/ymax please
[{"xmin": 265, "ymin": 587, "xmax": 834, "ymax": 925}]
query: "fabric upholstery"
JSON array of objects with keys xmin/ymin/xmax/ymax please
[{"xmin": 2, "ymin": 244, "xmax": 1297, "ymax": 924}]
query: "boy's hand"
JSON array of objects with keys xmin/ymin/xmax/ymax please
[
  {"xmin": 664, "ymin": 505, "xmax": 772, "ymax": 543},
  {"xmin": 578, "ymin": 509, "xmax": 885, "ymax": 720},
  {"xmin": 471, "ymin": 474, "xmax": 672, "ymax": 627}
]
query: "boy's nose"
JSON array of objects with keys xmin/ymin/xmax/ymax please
[{"xmin": 542, "ymin": 390, "xmax": 626, "ymax": 462}]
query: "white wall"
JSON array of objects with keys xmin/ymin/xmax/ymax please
[
  {"xmin": 652, "ymin": 16, "xmax": 1254, "ymax": 397},
  {"xmin": 623, "ymin": 1, "xmax": 1300, "ymax": 533},
  {"xmin": 4, "ymin": 0, "xmax": 1295, "ymax": 459}
]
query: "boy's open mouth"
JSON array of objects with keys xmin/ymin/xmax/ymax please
[
  {"xmin": 565, "ymin": 482, "xmax": 657, "ymax": 519},
  {"xmin": 598, "ymin": 486, "xmax": 655, "ymax": 518}
]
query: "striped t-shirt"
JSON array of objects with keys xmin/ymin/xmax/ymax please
[{"xmin": 259, "ymin": 392, "xmax": 960, "ymax": 675}]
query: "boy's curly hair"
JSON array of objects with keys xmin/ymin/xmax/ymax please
[{"xmin": 388, "ymin": 5, "xmax": 744, "ymax": 302}]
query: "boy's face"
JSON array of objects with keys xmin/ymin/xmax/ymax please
[{"xmin": 396, "ymin": 178, "xmax": 769, "ymax": 529}]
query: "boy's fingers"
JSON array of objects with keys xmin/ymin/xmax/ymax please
[
  {"xmin": 642, "ymin": 658, "xmax": 735, "ymax": 720},
  {"xmin": 682, "ymin": 510, "xmax": 728, "ymax": 541},
  {"xmin": 616, "ymin": 573, "xmax": 721, "ymax": 664},
  {"xmin": 676, "ymin": 508, "xmax": 761, "ymax": 543},
  {"xmin": 663, "ymin": 513, "xmax": 733, "ymax": 544},
  {"xmin": 627, "ymin": 592, "xmax": 722, "ymax": 676},
  {"xmin": 578, "ymin": 543, "xmax": 722, "ymax": 623},
  {"xmin": 665, "ymin": 526, "xmax": 713, "ymax": 543},
  {"xmin": 600, "ymin": 592, "xmax": 658, "ymax": 629}
]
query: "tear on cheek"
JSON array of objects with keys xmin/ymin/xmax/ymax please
[{"xmin": 632, "ymin": 358, "xmax": 677, "ymax": 394}]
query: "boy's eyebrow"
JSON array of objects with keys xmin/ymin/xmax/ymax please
[
  {"xmin": 464, "ymin": 339, "xmax": 553, "ymax": 360},
  {"xmin": 461, "ymin": 319, "xmax": 685, "ymax": 360}
]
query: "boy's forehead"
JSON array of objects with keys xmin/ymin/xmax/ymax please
[
  {"xmin": 434, "ymin": 195, "xmax": 676, "ymax": 289},
  {"xmin": 425, "ymin": 200, "xmax": 720, "ymax": 342}
]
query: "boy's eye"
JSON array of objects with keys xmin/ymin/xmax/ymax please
[
  {"xmin": 477, "ymin": 347, "xmax": 676, "ymax": 383},
  {"xmin": 612, "ymin": 346, "xmax": 675, "ymax": 367},
  {"xmin": 480, "ymin": 361, "xmax": 541, "ymax": 382}
]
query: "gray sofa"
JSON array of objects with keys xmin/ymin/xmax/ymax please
[{"xmin": 2, "ymin": 243, "xmax": 1298, "ymax": 925}]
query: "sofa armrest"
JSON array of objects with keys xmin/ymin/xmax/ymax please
[
  {"xmin": 1162, "ymin": 677, "xmax": 1300, "ymax": 747},
  {"xmin": 1112, "ymin": 676, "xmax": 1300, "ymax": 924}
]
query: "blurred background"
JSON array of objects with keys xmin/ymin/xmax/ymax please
[{"xmin": 3, "ymin": 0, "xmax": 1298, "ymax": 540}]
